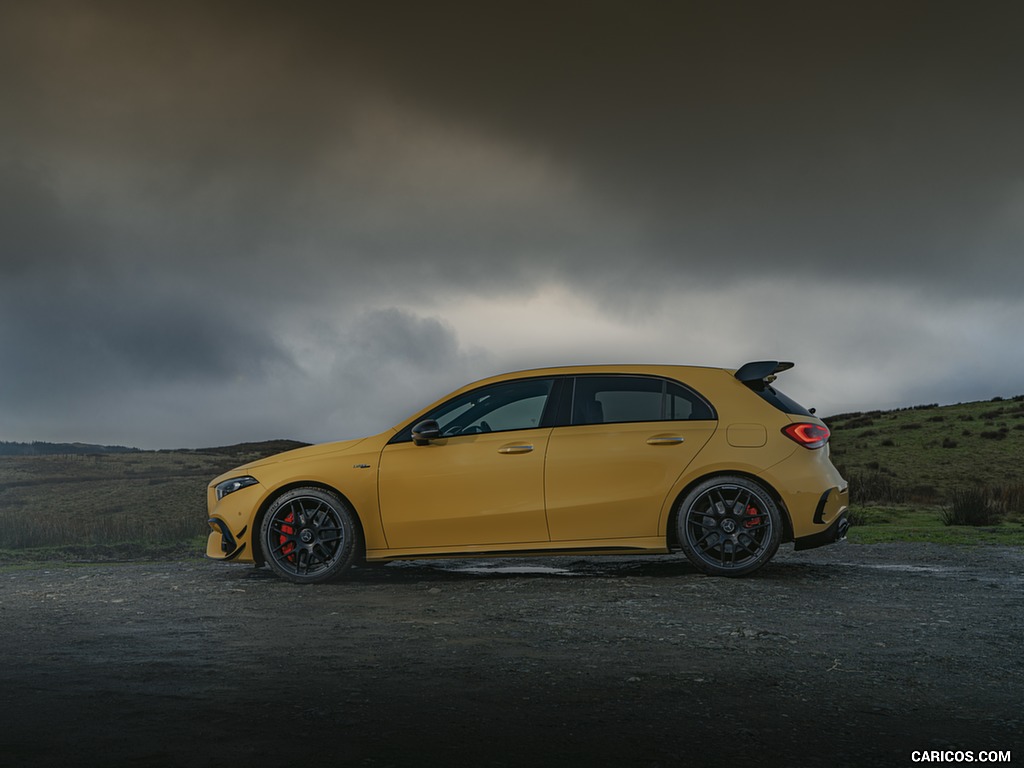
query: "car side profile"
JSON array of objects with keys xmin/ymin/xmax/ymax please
[{"xmin": 206, "ymin": 362, "xmax": 849, "ymax": 583}]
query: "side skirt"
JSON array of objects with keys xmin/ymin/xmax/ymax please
[{"xmin": 365, "ymin": 537, "xmax": 670, "ymax": 562}]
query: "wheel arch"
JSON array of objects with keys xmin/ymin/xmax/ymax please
[
  {"xmin": 251, "ymin": 481, "xmax": 368, "ymax": 567},
  {"xmin": 665, "ymin": 470, "xmax": 794, "ymax": 549}
]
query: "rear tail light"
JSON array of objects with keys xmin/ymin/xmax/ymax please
[{"xmin": 782, "ymin": 422, "xmax": 830, "ymax": 449}]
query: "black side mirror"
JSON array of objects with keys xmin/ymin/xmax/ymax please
[{"xmin": 411, "ymin": 419, "xmax": 441, "ymax": 446}]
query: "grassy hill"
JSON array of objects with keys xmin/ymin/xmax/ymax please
[
  {"xmin": 827, "ymin": 395, "xmax": 1024, "ymax": 501},
  {"xmin": 826, "ymin": 396, "xmax": 1024, "ymax": 544},
  {"xmin": 3, "ymin": 398, "xmax": 1024, "ymax": 563},
  {"xmin": 0, "ymin": 441, "xmax": 307, "ymax": 561},
  {"xmin": 0, "ymin": 440, "xmax": 142, "ymax": 456}
]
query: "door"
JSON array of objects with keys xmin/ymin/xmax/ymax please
[
  {"xmin": 544, "ymin": 375, "xmax": 716, "ymax": 541},
  {"xmin": 378, "ymin": 377, "xmax": 556, "ymax": 549}
]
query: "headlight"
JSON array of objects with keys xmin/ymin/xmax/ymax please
[{"xmin": 215, "ymin": 475, "xmax": 259, "ymax": 500}]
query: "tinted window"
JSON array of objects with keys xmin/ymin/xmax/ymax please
[
  {"xmin": 392, "ymin": 378, "xmax": 555, "ymax": 442},
  {"xmin": 667, "ymin": 381, "xmax": 715, "ymax": 420},
  {"xmin": 571, "ymin": 376, "xmax": 715, "ymax": 425},
  {"xmin": 750, "ymin": 384, "xmax": 814, "ymax": 417}
]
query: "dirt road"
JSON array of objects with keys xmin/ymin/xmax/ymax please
[{"xmin": 1, "ymin": 543, "xmax": 1021, "ymax": 767}]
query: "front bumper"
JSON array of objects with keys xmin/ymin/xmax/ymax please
[
  {"xmin": 206, "ymin": 517, "xmax": 251, "ymax": 561},
  {"xmin": 204, "ymin": 474, "xmax": 265, "ymax": 563},
  {"xmin": 206, "ymin": 518, "xmax": 249, "ymax": 561}
]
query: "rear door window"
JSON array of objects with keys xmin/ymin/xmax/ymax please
[{"xmin": 570, "ymin": 376, "xmax": 715, "ymax": 425}]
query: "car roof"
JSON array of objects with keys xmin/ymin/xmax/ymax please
[
  {"xmin": 470, "ymin": 363, "xmax": 731, "ymax": 382},
  {"xmin": 391, "ymin": 361, "xmax": 802, "ymax": 431}
]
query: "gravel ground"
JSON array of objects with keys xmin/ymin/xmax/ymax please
[{"xmin": 1, "ymin": 542, "xmax": 1022, "ymax": 767}]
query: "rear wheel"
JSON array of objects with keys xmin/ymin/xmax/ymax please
[
  {"xmin": 260, "ymin": 487, "xmax": 359, "ymax": 584},
  {"xmin": 676, "ymin": 476, "xmax": 781, "ymax": 577}
]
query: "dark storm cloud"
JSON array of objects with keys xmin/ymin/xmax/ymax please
[
  {"xmin": 0, "ymin": 164, "xmax": 93, "ymax": 279},
  {"xmin": 8, "ymin": 1, "xmax": 1022, "ymax": 294},
  {"xmin": 2, "ymin": 0, "xmax": 1023, "ymax": 445},
  {"xmin": 278, "ymin": 1, "xmax": 1024, "ymax": 294},
  {"xmin": 0, "ymin": 278, "xmax": 292, "ymax": 405},
  {"xmin": 321, "ymin": 308, "xmax": 489, "ymax": 433},
  {"xmin": 1, "ymin": 1, "xmax": 585, "ymax": 295},
  {"xmin": 0, "ymin": 164, "xmax": 292, "ymax": 411}
]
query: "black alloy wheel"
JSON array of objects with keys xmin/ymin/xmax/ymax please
[
  {"xmin": 676, "ymin": 476, "xmax": 782, "ymax": 577},
  {"xmin": 260, "ymin": 487, "xmax": 359, "ymax": 584}
]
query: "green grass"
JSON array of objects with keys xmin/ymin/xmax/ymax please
[
  {"xmin": 827, "ymin": 396, "xmax": 1024, "ymax": 502},
  {"xmin": 827, "ymin": 395, "xmax": 1024, "ymax": 546},
  {"xmin": 846, "ymin": 505, "xmax": 1024, "ymax": 545}
]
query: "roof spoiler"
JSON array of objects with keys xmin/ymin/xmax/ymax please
[{"xmin": 734, "ymin": 361, "xmax": 794, "ymax": 385}]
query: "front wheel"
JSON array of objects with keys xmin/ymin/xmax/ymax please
[
  {"xmin": 676, "ymin": 476, "xmax": 781, "ymax": 577},
  {"xmin": 260, "ymin": 487, "xmax": 360, "ymax": 584}
]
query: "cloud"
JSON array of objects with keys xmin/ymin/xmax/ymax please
[
  {"xmin": 2, "ymin": 2, "xmax": 1023, "ymax": 446},
  {"xmin": 291, "ymin": 2, "xmax": 1024, "ymax": 297},
  {"xmin": 11, "ymin": 1, "xmax": 1023, "ymax": 298},
  {"xmin": 434, "ymin": 280, "xmax": 1024, "ymax": 416},
  {"xmin": 0, "ymin": 161, "xmax": 295, "ymax": 435}
]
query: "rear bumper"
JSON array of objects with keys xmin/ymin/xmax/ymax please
[{"xmin": 793, "ymin": 506, "xmax": 849, "ymax": 551}]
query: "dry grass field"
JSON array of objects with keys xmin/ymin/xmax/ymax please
[{"xmin": 0, "ymin": 441, "xmax": 304, "ymax": 560}]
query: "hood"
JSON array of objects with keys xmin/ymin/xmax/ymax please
[
  {"xmin": 244, "ymin": 436, "xmax": 370, "ymax": 469},
  {"xmin": 210, "ymin": 435, "xmax": 377, "ymax": 487}
]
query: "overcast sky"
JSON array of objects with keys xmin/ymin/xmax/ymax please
[{"xmin": 2, "ymin": 1, "xmax": 1023, "ymax": 448}]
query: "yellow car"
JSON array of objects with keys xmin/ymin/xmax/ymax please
[{"xmin": 206, "ymin": 361, "xmax": 849, "ymax": 583}]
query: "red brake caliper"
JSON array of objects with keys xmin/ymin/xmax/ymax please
[
  {"xmin": 280, "ymin": 512, "xmax": 296, "ymax": 561},
  {"xmin": 744, "ymin": 504, "xmax": 762, "ymax": 528}
]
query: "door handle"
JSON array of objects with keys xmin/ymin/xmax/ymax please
[
  {"xmin": 498, "ymin": 444, "xmax": 534, "ymax": 454},
  {"xmin": 646, "ymin": 436, "xmax": 685, "ymax": 445}
]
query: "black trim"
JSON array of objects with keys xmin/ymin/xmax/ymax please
[
  {"xmin": 757, "ymin": 385, "xmax": 814, "ymax": 417},
  {"xmin": 541, "ymin": 377, "xmax": 571, "ymax": 428},
  {"xmin": 549, "ymin": 376, "xmax": 574, "ymax": 427},
  {"xmin": 793, "ymin": 510, "xmax": 849, "ymax": 551},
  {"xmin": 374, "ymin": 545, "xmax": 652, "ymax": 560},
  {"xmin": 812, "ymin": 489, "xmax": 832, "ymax": 524},
  {"xmin": 207, "ymin": 518, "xmax": 248, "ymax": 561},
  {"xmin": 734, "ymin": 361, "xmax": 795, "ymax": 383},
  {"xmin": 208, "ymin": 518, "xmax": 236, "ymax": 553},
  {"xmin": 733, "ymin": 361, "xmax": 814, "ymax": 417}
]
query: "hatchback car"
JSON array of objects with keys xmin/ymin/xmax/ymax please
[{"xmin": 206, "ymin": 361, "xmax": 848, "ymax": 583}]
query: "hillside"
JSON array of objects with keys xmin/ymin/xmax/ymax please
[
  {"xmin": 0, "ymin": 440, "xmax": 307, "ymax": 557},
  {"xmin": 3, "ymin": 401, "xmax": 1024, "ymax": 560},
  {"xmin": 826, "ymin": 395, "xmax": 1024, "ymax": 503},
  {"xmin": 0, "ymin": 441, "xmax": 141, "ymax": 456}
]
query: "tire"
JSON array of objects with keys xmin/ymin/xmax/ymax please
[
  {"xmin": 676, "ymin": 475, "xmax": 781, "ymax": 577},
  {"xmin": 260, "ymin": 487, "xmax": 360, "ymax": 584}
]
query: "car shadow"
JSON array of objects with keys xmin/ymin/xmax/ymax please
[{"xmin": 219, "ymin": 553, "xmax": 835, "ymax": 584}]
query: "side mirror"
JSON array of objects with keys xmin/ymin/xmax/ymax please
[{"xmin": 411, "ymin": 419, "xmax": 441, "ymax": 446}]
